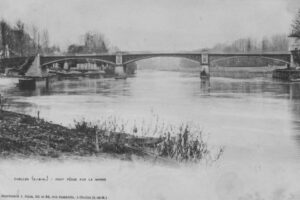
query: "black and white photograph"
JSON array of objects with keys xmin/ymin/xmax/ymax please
[{"xmin": 0, "ymin": 0, "xmax": 300, "ymax": 199}]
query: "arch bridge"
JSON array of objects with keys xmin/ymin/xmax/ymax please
[{"xmin": 0, "ymin": 51, "xmax": 292, "ymax": 77}]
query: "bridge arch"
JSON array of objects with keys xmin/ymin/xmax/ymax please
[
  {"xmin": 40, "ymin": 57, "xmax": 116, "ymax": 67},
  {"xmin": 210, "ymin": 56, "xmax": 290, "ymax": 66},
  {"xmin": 122, "ymin": 54, "xmax": 202, "ymax": 66}
]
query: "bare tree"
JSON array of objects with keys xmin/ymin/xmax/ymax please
[
  {"xmin": 0, "ymin": 19, "xmax": 58, "ymax": 56},
  {"xmin": 31, "ymin": 25, "xmax": 39, "ymax": 52},
  {"xmin": 291, "ymin": 9, "xmax": 300, "ymax": 37},
  {"xmin": 83, "ymin": 31, "xmax": 108, "ymax": 53},
  {"xmin": 0, "ymin": 20, "xmax": 9, "ymax": 50},
  {"xmin": 68, "ymin": 31, "xmax": 109, "ymax": 54},
  {"xmin": 261, "ymin": 37, "xmax": 270, "ymax": 52},
  {"xmin": 41, "ymin": 29, "xmax": 50, "ymax": 53},
  {"xmin": 270, "ymin": 34, "xmax": 288, "ymax": 51},
  {"xmin": 15, "ymin": 20, "xmax": 25, "ymax": 55}
]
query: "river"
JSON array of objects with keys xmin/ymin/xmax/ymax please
[{"xmin": 0, "ymin": 69, "xmax": 300, "ymax": 199}]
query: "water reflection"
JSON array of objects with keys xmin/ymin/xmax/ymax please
[
  {"xmin": 2, "ymin": 70, "xmax": 300, "ymax": 162},
  {"xmin": 200, "ymin": 79, "xmax": 211, "ymax": 94},
  {"xmin": 285, "ymin": 83, "xmax": 300, "ymax": 156}
]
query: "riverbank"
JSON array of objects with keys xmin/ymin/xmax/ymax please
[
  {"xmin": 0, "ymin": 110, "xmax": 221, "ymax": 163},
  {"xmin": 0, "ymin": 110, "xmax": 158, "ymax": 159}
]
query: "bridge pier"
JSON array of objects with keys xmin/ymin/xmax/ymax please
[
  {"xmin": 288, "ymin": 35, "xmax": 300, "ymax": 69},
  {"xmin": 200, "ymin": 64, "xmax": 210, "ymax": 79},
  {"xmin": 114, "ymin": 65, "xmax": 126, "ymax": 77},
  {"xmin": 272, "ymin": 51, "xmax": 300, "ymax": 81},
  {"xmin": 290, "ymin": 51, "xmax": 299, "ymax": 69}
]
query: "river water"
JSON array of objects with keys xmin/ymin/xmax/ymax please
[{"xmin": 1, "ymin": 69, "xmax": 300, "ymax": 199}]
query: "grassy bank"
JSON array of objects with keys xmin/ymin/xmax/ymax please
[{"xmin": 0, "ymin": 110, "xmax": 224, "ymax": 163}]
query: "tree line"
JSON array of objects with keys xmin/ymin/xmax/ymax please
[
  {"xmin": 0, "ymin": 18, "xmax": 118, "ymax": 56},
  {"xmin": 0, "ymin": 19, "xmax": 60, "ymax": 56},
  {"xmin": 181, "ymin": 8, "xmax": 300, "ymax": 69},
  {"xmin": 205, "ymin": 7, "xmax": 300, "ymax": 54},
  {"xmin": 291, "ymin": 8, "xmax": 300, "ymax": 37},
  {"xmin": 210, "ymin": 34, "xmax": 288, "ymax": 53},
  {"xmin": 180, "ymin": 34, "xmax": 289, "ymax": 68},
  {"xmin": 67, "ymin": 31, "xmax": 116, "ymax": 54}
]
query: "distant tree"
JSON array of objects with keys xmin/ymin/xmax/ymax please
[
  {"xmin": 14, "ymin": 20, "xmax": 25, "ymax": 55},
  {"xmin": 83, "ymin": 31, "xmax": 108, "ymax": 53},
  {"xmin": 68, "ymin": 44, "xmax": 85, "ymax": 54},
  {"xmin": 109, "ymin": 45, "xmax": 120, "ymax": 53},
  {"xmin": 0, "ymin": 19, "xmax": 58, "ymax": 56},
  {"xmin": 67, "ymin": 31, "xmax": 109, "ymax": 54},
  {"xmin": 40, "ymin": 29, "xmax": 52, "ymax": 54},
  {"xmin": 41, "ymin": 30, "xmax": 49, "ymax": 49},
  {"xmin": 291, "ymin": 9, "xmax": 300, "ymax": 37},
  {"xmin": 270, "ymin": 34, "xmax": 288, "ymax": 51},
  {"xmin": 246, "ymin": 38, "xmax": 252, "ymax": 52},
  {"xmin": 212, "ymin": 34, "xmax": 287, "ymax": 53},
  {"xmin": 211, "ymin": 43, "xmax": 226, "ymax": 52},
  {"xmin": 190, "ymin": 33, "xmax": 289, "ymax": 68},
  {"xmin": 261, "ymin": 37, "xmax": 270, "ymax": 51},
  {"xmin": 0, "ymin": 20, "xmax": 10, "ymax": 49},
  {"xmin": 31, "ymin": 25, "xmax": 39, "ymax": 52}
]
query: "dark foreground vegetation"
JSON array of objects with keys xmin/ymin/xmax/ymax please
[{"xmin": 0, "ymin": 110, "xmax": 224, "ymax": 163}]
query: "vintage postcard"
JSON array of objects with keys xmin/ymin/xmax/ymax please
[{"xmin": 0, "ymin": 0, "xmax": 300, "ymax": 199}]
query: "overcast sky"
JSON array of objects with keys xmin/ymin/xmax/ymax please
[{"xmin": 0, "ymin": 0, "xmax": 299, "ymax": 51}]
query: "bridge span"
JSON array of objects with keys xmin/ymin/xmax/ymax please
[{"xmin": 0, "ymin": 51, "xmax": 292, "ymax": 78}]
